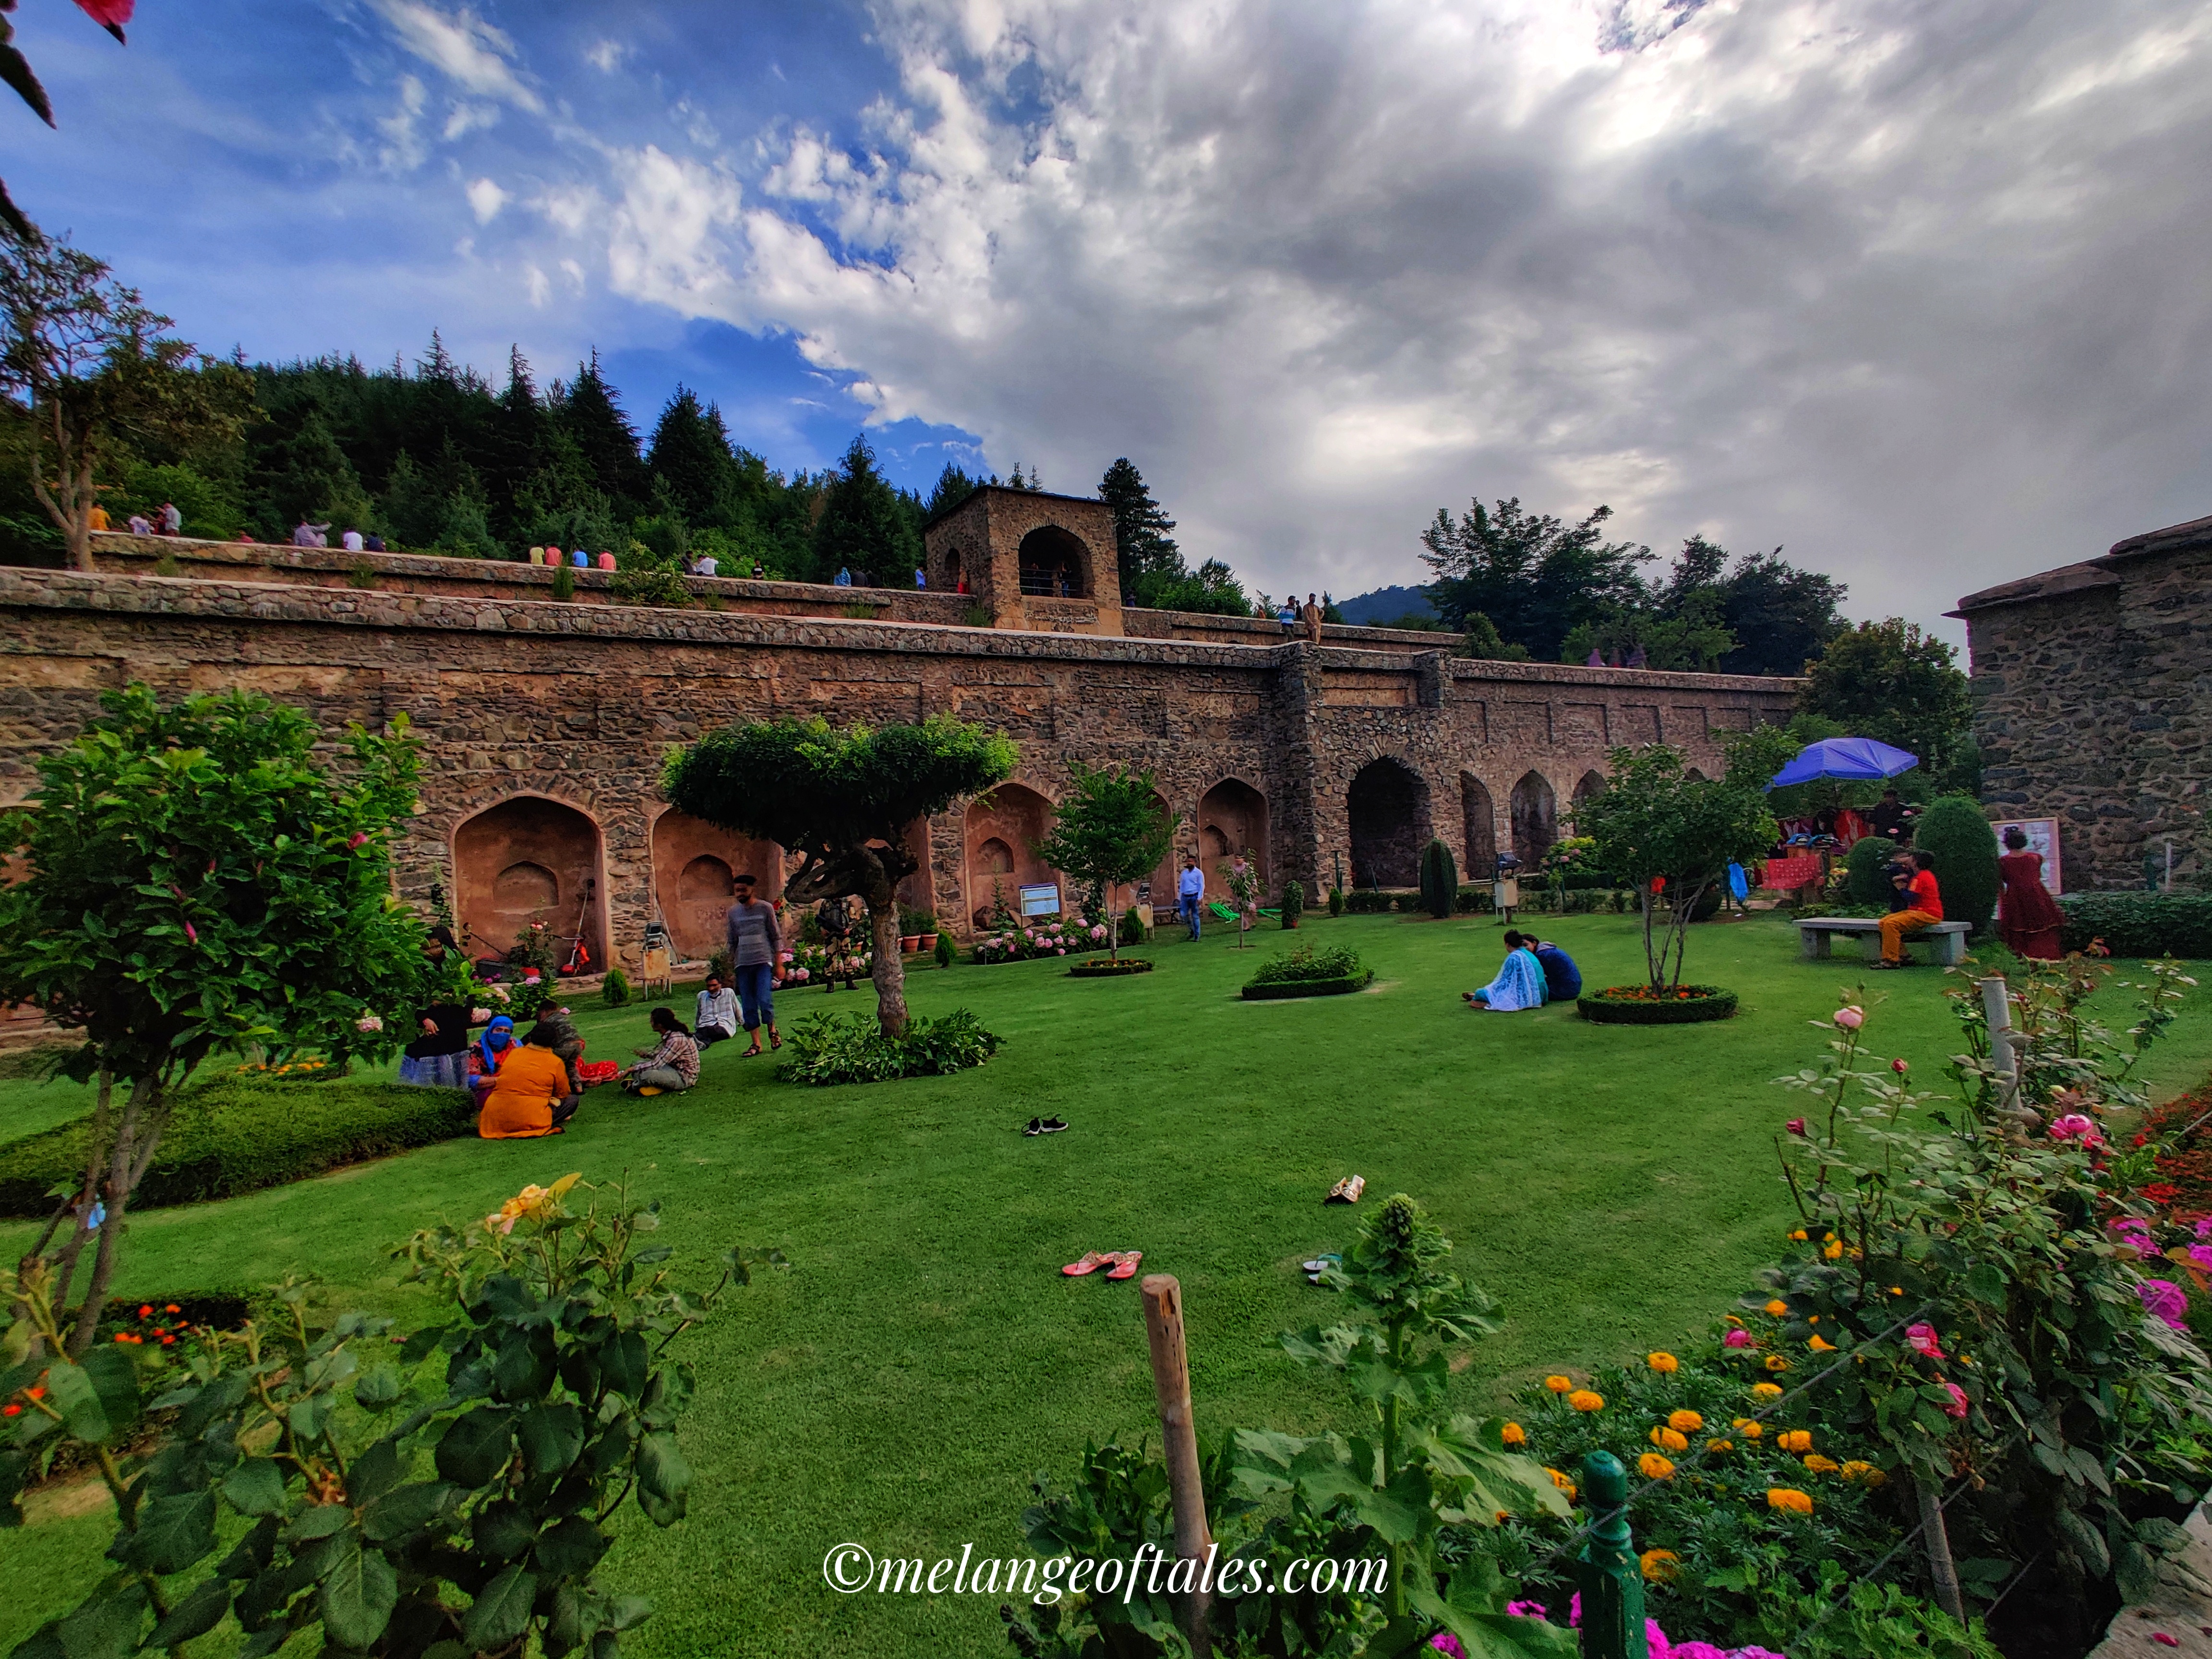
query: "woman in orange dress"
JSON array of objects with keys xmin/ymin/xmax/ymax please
[
  {"xmin": 478, "ymin": 1030, "xmax": 579, "ymax": 1139},
  {"xmin": 1997, "ymin": 826, "xmax": 2065, "ymax": 961}
]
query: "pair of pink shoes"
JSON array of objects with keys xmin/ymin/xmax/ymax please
[{"xmin": 1062, "ymin": 1250, "xmax": 1143, "ymax": 1281}]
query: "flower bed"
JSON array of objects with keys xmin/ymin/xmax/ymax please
[
  {"xmin": 1578, "ymin": 984, "xmax": 1739, "ymax": 1024},
  {"xmin": 973, "ymin": 916, "xmax": 1110, "ymax": 963},
  {"xmin": 1241, "ymin": 941, "xmax": 1374, "ymax": 1000},
  {"xmin": 1068, "ymin": 957, "xmax": 1154, "ymax": 977},
  {"xmin": 1240, "ymin": 975, "xmax": 1369, "ymax": 1000},
  {"xmin": 776, "ymin": 1008, "xmax": 1000, "ymax": 1085}
]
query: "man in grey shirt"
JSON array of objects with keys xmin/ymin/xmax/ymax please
[{"xmin": 724, "ymin": 873, "xmax": 783, "ymax": 1055}]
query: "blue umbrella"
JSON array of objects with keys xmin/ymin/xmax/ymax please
[{"xmin": 1768, "ymin": 737, "xmax": 1918, "ymax": 789}]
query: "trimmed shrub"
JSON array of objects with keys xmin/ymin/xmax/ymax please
[
  {"xmin": 935, "ymin": 930, "xmax": 958, "ymax": 968},
  {"xmin": 1119, "ymin": 904, "xmax": 1147, "ymax": 946},
  {"xmin": 1327, "ymin": 886, "xmax": 1345, "ymax": 917},
  {"xmin": 601, "ymin": 965, "xmax": 632, "ymax": 1006},
  {"xmin": 0, "ymin": 1078, "xmax": 475, "ymax": 1216},
  {"xmin": 1418, "ymin": 840, "xmax": 1457, "ymax": 919},
  {"xmin": 1245, "ymin": 941, "xmax": 1372, "ymax": 994},
  {"xmin": 1069, "ymin": 957, "xmax": 1154, "ymax": 977},
  {"xmin": 2059, "ymin": 893, "xmax": 2212, "ymax": 959},
  {"xmin": 1844, "ymin": 835, "xmax": 1899, "ymax": 908},
  {"xmin": 549, "ymin": 562, "xmax": 576, "ymax": 601},
  {"xmin": 1914, "ymin": 794, "xmax": 2000, "ymax": 935},
  {"xmin": 1343, "ymin": 888, "xmax": 1403, "ymax": 913},
  {"xmin": 1281, "ymin": 879, "xmax": 1304, "ymax": 928},
  {"xmin": 1240, "ymin": 976, "xmax": 1368, "ymax": 1000},
  {"xmin": 1576, "ymin": 985, "xmax": 1739, "ymax": 1024},
  {"xmin": 776, "ymin": 1008, "xmax": 1001, "ymax": 1085}
]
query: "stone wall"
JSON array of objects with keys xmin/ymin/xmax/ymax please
[
  {"xmin": 0, "ymin": 568, "xmax": 1799, "ymax": 962},
  {"xmin": 1958, "ymin": 513, "xmax": 2212, "ymax": 892}
]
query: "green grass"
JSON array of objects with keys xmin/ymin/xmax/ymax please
[{"xmin": 5, "ymin": 913, "xmax": 2212, "ymax": 1657}]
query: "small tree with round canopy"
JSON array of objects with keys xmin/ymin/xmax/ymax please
[
  {"xmin": 0, "ymin": 685, "xmax": 426, "ymax": 1358},
  {"xmin": 661, "ymin": 715, "xmax": 1017, "ymax": 1038},
  {"xmin": 1574, "ymin": 743, "xmax": 1777, "ymax": 993},
  {"xmin": 1032, "ymin": 761, "xmax": 1178, "ymax": 962}
]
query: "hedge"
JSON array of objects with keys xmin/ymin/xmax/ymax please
[
  {"xmin": 1240, "ymin": 976, "xmax": 1372, "ymax": 1000},
  {"xmin": 1068, "ymin": 958, "xmax": 1154, "ymax": 977},
  {"xmin": 2059, "ymin": 893, "xmax": 2212, "ymax": 960},
  {"xmin": 0, "ymin": 1077, "xmax": 476, "ymax": 1217},
  {"xmin": 1576, "ymin": 985, "xmax": 1740, "ymax": 1025}
]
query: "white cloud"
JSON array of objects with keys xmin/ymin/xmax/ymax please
[
  {"xmin": 443, "ymin": 101, "xmax": 500, "ymax": 140},
  {"xmin": 585, "ymin": 38, "xmax": 630, "ymax": 73},
  {"xmin": 374, "ymin": 72, "xmax": 428, "ymax": 170},
  {"xmin": 465, "ymin": 176, "xmax": 507, "ymax": 223},
  {"xmin": 370, "ymin": 0, "xmax": 542, "ymax": 112},
  {"xmin": 525, "ymin": 263, "xmax": 552, "ymax": 306}
]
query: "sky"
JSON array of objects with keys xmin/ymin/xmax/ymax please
[{"xmin": 8, "ymin": 0, "xmax": 2211, "ymax": 642}]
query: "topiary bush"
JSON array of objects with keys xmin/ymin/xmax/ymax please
[
  {"xmin": 1281, "ymin": 879, "xmax": 1304, "ymax": 929},
  {"xmin": 1843, "ymin": 835, "xmax": 1898, "ymax": 909},
  {"xmin": 1119, "ymin": 904, "xmax": 1146, "ymax": 946},
  {"xmin": 1327, "ymin": 886, "xmax": 1344, "ymax": 917},
  {"xmin": 0, "ymin": 1078, "xmax": 475, "ymax": 1216},
  {"xmin": 935, "ymin": 930, "xmax": 958, "ymax": 968},
  {"xmin": 2059, "ymin": 893, "xmax": 2212, "ymax": 959},
  {"xmin": 1418, "ymin": 839, "xmax": 1457, "ymax": 919},
  {"xmin": 601, "ymin": 966, "xmax": 631, "ymax": 1007},
  {"xmin": 1913, "ymin": 794, "xmax": 2000, "ymax": 935}
]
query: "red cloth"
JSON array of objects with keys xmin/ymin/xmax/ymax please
[
  {"xmin": 1908, "ymin": 868, "xmax": 1943, "ymax": 921},
  {"xmin": 1998, "ymin": 852, "xmax": 2064, "ymax": 959},
  {"xmin": 576, "ymin": 1060, "xmax": 620, "ymax": 1086},
  {"xmin": 1765, "ymin": 854, "xmax": 1822, "ymax": 890}
]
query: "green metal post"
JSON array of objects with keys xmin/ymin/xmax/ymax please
[{"xmin": 1575, "ymin": 1450, "xmax": 1647, "ymax": 1659}]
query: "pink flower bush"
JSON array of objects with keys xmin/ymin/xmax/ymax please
[
  {"xmin": 1905, "ymin": 1322, "xmax": 1944, "ymax": 1359},
  {"xmin": 1494, "ymin": 1601, "xmax": 1784, "ymax": 1659},
  {"xmin": 2139, "ymin": 1279, "xmax": 2190, "ymax": 1331}
]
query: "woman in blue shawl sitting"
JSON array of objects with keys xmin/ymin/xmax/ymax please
[
  {"xmin": 1463, "ymin": 932, "xmax": 1548, "ymax": 1012},
  {"xmin": 470, "ymin": 1015, "xmax": 517, "ymax": 1103}
]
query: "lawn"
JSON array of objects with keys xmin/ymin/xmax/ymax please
[{"xmin": 5, "ymin": 911, "xmax": 2211, "ymax": 1657}]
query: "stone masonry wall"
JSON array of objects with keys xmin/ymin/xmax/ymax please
[
  {"xmin": 0, "ymin": 568, "xmax": 1798, "ymax": 960},
  {"xmin": 1963, "ymin": 523, "xmax": 2212, "ymax": 892}
]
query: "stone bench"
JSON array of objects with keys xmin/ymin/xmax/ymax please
[{"xmin": 1797, "ymin": 916, "xmax": 1972, "ymax": 965}]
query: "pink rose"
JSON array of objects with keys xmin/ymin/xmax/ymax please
[
  {"xmin": 1940, "ymin": 1380, "xmax": 1970, "ymax": 1419},
  {"xmin": 2050, "ymin": 1113, "xmax": 2103, "ymax": 1147},
  {"xmin": 183, "ymin": 921, "xmax": 198, "ymax": 944},
  {"xmin": 2139, "ymin": 1279, "xmax": 2190, "ymax": 1331},
  {"xmin": 1427, "ymin": 1637, "xmax": 1468, "ymax": 1658},
  {"xmin": 1724, "ymin": 1328, "xmax": 1755, "ymax": 1348},
  {"xmin": 1892, "ymin": 1058, "xmax": 1909, "ymax": 1074},
  {"xmin": 1906, "ymin": 1322, "xmax": 1944, "ymax": 1359},
  {"xmin": 1833, "ymin": 1006, "xmax": 1863, "ymax": 1030},
  {"xmin": 1785, "ymin": 1118, "xmax": 1808, "ymax": 1137},
  {"xmin": 347, "ymin": 831, "xmax": 369, "ymax": 849}
]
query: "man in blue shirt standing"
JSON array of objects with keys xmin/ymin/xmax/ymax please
[{"xmin": 1176, "ymin": 854, "xmax": 1205, "ymax": 941}]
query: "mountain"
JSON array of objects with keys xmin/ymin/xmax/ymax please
[{"xmin": 1334, "ymin": 584, "xmax": 1438, "ymax": 627}]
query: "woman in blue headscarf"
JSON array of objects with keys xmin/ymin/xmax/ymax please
[
  {"xmin": 471, "ymin": 1015, "xmax": 516, "ymax": 1102},
  {"xmin": 1463, "ymin": 931, "xmax": 1548, "ymax": 1012}
]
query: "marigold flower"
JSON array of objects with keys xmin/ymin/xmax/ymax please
[
  {"xmin": 1638, "ymin": 1453, "xmax": 1677, "ymax": 1480},
  {"xmin": 1731, "ymin": 1418, "xmax": 1764, "ymax": 1439},
  {"xmin": 1545, "ymin": 1468, "xmax": 1577, "ymax": 1501},
  {"xmin": 1890, "ymin": 1286, "xmax": 1905, "ymax": 1296},
  {"xmin": 1650, "ymin": 1427, "xmax": 1689, "ymax": 1452},
  {"xmin": 1803, "ymin": 1454, "xmax": 1840, "ymax": 1474},
  {"xmin": 1568, "ymin": 1389, "xmax": 1605, "ymax": 1413},
  {"xmin": 1751, "ymin": 1382, "xmax": 1782, "ymax": 1400},
  {"xmin": 1640, "ymin": 1548, "xmax": 1681, "ymax": 1582},
  {"xmin": 1668, "ymin": 1409, "xmax": 1704, "ymax": 1433},
  {"xmin": 1765, "ymin": 1355, "xmax": 1791, "ymax": 1372},
  {"xmin": 138, "ymin": 1304, "xmax": 152, "ymax": 1317},
  {"xmin": 1544, "ymin": 1375, "xmax": 1573, "ymax": 1393},
  {"xmin": 1501, "ymin": 1422, "xmax": 1527, "ymax": 1446},
  {"xmin": 1765, "ymin": 1299, "xmax": 1790, "ymax": 1316},
  {"xmin": 26, "ymin": 1388, "xmax": 44, "ymax": 1400},
  {"xmin": 1778, "ymin": 1429, "xmax": 1813, "ymax": 1453},
  {"xmin": 1840, "ymin": 1461, "xmax": 1885, "ymax": 1486},
  {"xmin": 1647, "ymin": 1351, "xmax": 1680, "ymax": 1373},
  {"xmin": 1808, "ymin": 1334, "xmax": 1836, "ymax": 1352},
  {"xmin": 1705, "ymin": 1439, "xmax": 1733, "ymax": 1455},
  {"xmin": 1767, "ymin": 1487, "xmax": 1815, "ymax": 1515},
  {"xmin": 164, "ymin": 1304, "xmax": 180, "ymax": 1314},
  {"xmin": 1788, "ymin": 1231, "xmax": 1808, "ymax": 1243},
  {"xmin": 1823, "ymin": 1238, "xmax": 1844, "ymax": 1260}
]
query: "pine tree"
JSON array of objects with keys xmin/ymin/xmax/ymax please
[
  {"xmin": 647, "ymin": 385, "xmax": 734, "ymax": 526},
  {"xmin": 556, "ymin": 349, "xmax": 644, "ymax": 504},
  {"xmin": 925, "ymin": 462, "xmax": 977, "ymax": 518},
  {"xmin": 1097, "ymin": 457, "xmax": 1183, "ymax": 603},
  {"xmin": 812, "ymin": 433, "xmax": 901, "ymax": 582}
]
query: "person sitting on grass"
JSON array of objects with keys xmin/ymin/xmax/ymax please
[
  {"xmin": 527, "ymin": 998, "xmax": 587, "ymax": 1093},
  {"xmin": 624, "ymin": 1007, "xmax": 701, "ymax": 1096},
  {"xmin": 478, "ymin": 1023, "xmax": 579, "ymax": 1138},
  {"xmin": 1527, "ymin": 936, "xmax": 1583, "ymax": 1001},
  {"xmin": 469, "ymin": 1014, "xmax": 516, "ymax": 1103},
  {"xmin": 1875, "ymin": 850, "xmax": 1943, "ymax": 970},
  {"xmin": 1463, "ymin": 930, "xmax": 1548, "ymax": 1011},
  {"xmin": 694, "ymin": 974, "xmax": 738, "ymax": 1048}
]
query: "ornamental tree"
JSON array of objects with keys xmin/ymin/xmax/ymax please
[
  {"xmin": 0, "ymin": 686, "xmax": 427, "ymax": 1357},
  {"xmin": 661, "ymin": 715, "xmax": 1017, "ymax": 1038},
  {"xmin": 1032, "ymin": 761, "xmax": 1177, "ymax": 961},
  {"xmin": 1573, "ymin": 743, "xmax": 1775, "ymax": 993}
]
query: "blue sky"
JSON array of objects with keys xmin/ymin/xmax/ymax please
[{"xmin": 8, "ymin": 0, "xmax": 2212, "ymax": 629}]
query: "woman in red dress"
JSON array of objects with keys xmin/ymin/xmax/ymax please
[{"xmin": 1997, "ymin": 827, "xmax": 2065, "ymax": 960}]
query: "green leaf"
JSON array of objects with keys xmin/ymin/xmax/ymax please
[
  {"xmin": 319, "ymin": 1535, "xmax": 399, "ymax": 1650},
  {"xmin": 222, "ymin": 1457, "xmax": 290, "ymax": 1518},
  {"xmin": 347, "ymin": 1437, "xmax": 403, "ymax": 1507},
  {"xmin": 215, "ymin": 1515, "xmax": 280, "ymax": 1580},
  {"xmin": 462, "ymin": 1565, "xmax": 539, "ymax": 1651},
  {"xmin": 288, "ymin": 1394, "xmax": 333, "ymax": 1442},
  {"xmin": 36, "ymin": 1577, "xmax": 150, "ymax": 1659},
  {"xmin": 360, "ymin": 1480, "xmax": 458, "ymax": 1545},
  {"xmin": 147, "ymin": 1576, "xmax": 233, "ymax": 1648},
  {"xmin": 532, "ymin": 1515, "xmax": 610, "ymax": 1577},
  {"xmin": 109, "ymin": 1491, "xmax": 217, "ymax": 1575},
  {"xmin": 280, "ymin": 1503, "xmax": 350, "ymax": 1546},
  {"xmin": 519, "ymin": 1402, "xmax": 585, "ymax": 1479},
  {"xmin": 600, "ymin": 1331, "xmax": 649, "ymax": 1399},
  {"xmin": 353, "ymin": 1366, "xmax": 402, "ymax": 1411},
  {"xmin": 76, "ymin": 1349, "xmax": 141, "ymax": 1443},
  {"xmin": 435, "ymin": 1405, "xmax": 513, "ymax": 1487},
  {"xmin": 473, "ymin": 1501, "xmax": 539, "ymax": 1561},
  {"xmin": 491, "ymin": 1324, "xmax": 557, "ymax": 1402},
  {"xmin": 1278, "ymin": 1323, "xmax": 1358, "ymax": 1370},
  {"xmin": 636, "ymin": 1432, "xmax": 693, "ymax": 1527},
  {"xmin": 610, "ymin": 1594, "xmax": 653, "ymax": 1631},
  {"xmin": 2056, "ymin": 1506, "xmax": 2111, "ymax": 1577},
  {"xmin": 43, "ymin": 1360, "xmax": 111, "ymax": 1444}
]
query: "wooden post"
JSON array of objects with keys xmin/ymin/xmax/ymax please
[
  {"xmin": 1141, "ymin": 1274, "xmax": 1213, "ymax": 1656},
  {"xmin": 1574, "ymin": 1451, "xmax": 1647, "ymax": 1659},
  {"xmin": 1979, "ymin": 976, "xmax": 2027, "ymax": 1124},
  {"xmin": 1916, "ymin": 1476, "xmax": 1967, "ymax": 1623}
]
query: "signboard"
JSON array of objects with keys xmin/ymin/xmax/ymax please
[
  {"xmin": 1990, "ymin": 817, "xmax": 2062, "ymax": 896},
  {"xmin": 1018, "ymin": 882, "xmax": 1062, "ymax": 917}
]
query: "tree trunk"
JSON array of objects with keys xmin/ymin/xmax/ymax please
[
  {"xmin": 67, "ymin": 1074, "xmax": 164, "ymax": 1359},
  {"xmin": 868, "ymin": 895, "xmax": 909, "ymax": 1040},
  {"xmin": 1915, "ymin": 1476, "xmax": 1967, "ymax": 1623}
]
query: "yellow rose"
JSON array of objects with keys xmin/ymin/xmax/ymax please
[
  {"xmin": 1647, "ymin": 1351, "xmax": 1680, "ymax": 1373},
  {"xmin": 1751, "ymin": 1382, "xmax": 1783, "ymax": 1400},
  {"xmin": 1767, "ymin": 1487, "xmax": 1815, "ymax": 1515},
  {"xmin": 1501, "ymin": 1422, "xmax": 1527, "ymax": 1446},
  {"xmin": 1640, "ymin": 1548, "xmax": 1681, "ymax": 1582},
  {"xmin": 1544, "ymin": 1375, "xmax": 1573, "ymax": 1393},
  {"xmin": 1668, "ymin": 1409, "xmax": 1704, "ymax": 1433},
  {"xmin": 1638, "ymin": 1453, "xmax": 1677, "ymax": 1480},
  {"xmin": 1569, "ymin": 1390, "xmax": 1605, "ymax": 1413}
]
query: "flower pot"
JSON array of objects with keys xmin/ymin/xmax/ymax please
[
  {"xmin": 919, "ymin": 934, "xmax": 938, "ymax": 952},
  {"xmin": 901, "ymin": 935, "xmax": 921, "ymax": 952}
]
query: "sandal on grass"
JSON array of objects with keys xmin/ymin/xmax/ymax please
[
  {"xmin": 1324, "ymin": 1175, "xmax": 1366, "ymax": 1205},
  {"xmin": 1105, "ymin": 1250, "xmax": 1143, "ymax": 1282},
  {"xmin": 1061, "ymin": 1251, "xmax": 1110, "ymax": 1277}
]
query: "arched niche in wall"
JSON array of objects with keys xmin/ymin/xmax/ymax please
[
  {"xmin": 454, "ymin": 795, "xmax": 606, "ymax": 970},
  {"xmin": 1197, "ymin": 778, "xmax": 1268, "ymax": 900},
  {"xmin": 650, "ymin": 809, "xmax": 781, "ymax": 961},
  {"xmin": 1348, "ymin": 758, "xmax": 1431, "ymax": 888}
]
